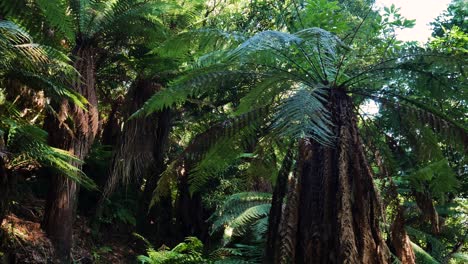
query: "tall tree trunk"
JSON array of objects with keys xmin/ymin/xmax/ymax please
[
  {"xmin": 101, "ymin": 78, "xmax": 162, "ymax": 198},
  {"xmin": 101, "ymin": 96, "xmax": 124, "ymax": 147},
  {"xmin": 0, "ymin": 138, "xmax": 10, "ymax": 225},
  {"xmin": 390, "ymin": 206, "xmax": 416, "ymax": 264},
  {"xmin": 414, "ymin": 191, "xmax": 440, "ymax": 234},
  {"xmin": 42, "ymin": 45, "xmax": 98, "ymax": 263},
  {"xmin": 276, "ymin": 89, "xmax": 389, "ymax": 263},
  {"xmin": 373, "ymin": 142, "xmax": 416, "ymax": 264},
  {"xmin": 265, "ymin": 146, "xmax": 294, "ymax": 262},
  {"xmin": 174, "ymin": 174, "xmax": 209, "ymax": 243},
  {"xmin": 137, "ymin": 106, "xmax": 172, "ymax": 246}
]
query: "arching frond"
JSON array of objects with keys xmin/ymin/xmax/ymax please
[
  {"xmin": 131, "ymin": 69, "xmax": 259, "ymax": 118},
  {"xmin": 271, "ymin": 86, "xmax": 333, "ymax": 145},
  {"xmin": 410, "ymin": 242, "xmax": 440, "ymax": 264},
  {"xmin": 1, "ymin": 117, "xmax": 96, "ymax": 190},
  {"xmin": 156, "ymin": 28, "xmax": 246, "ymax": 59},
  {"xmin": 210, "ymin": 192, "xmax": 272, "ymax": 234},
  {"xmin": 35, "ymin": 0, "xmax": 76, "ymax": 43},
  {"xmin": 406, "ymin": 226, "xmax": 447, "ymax": 262}
]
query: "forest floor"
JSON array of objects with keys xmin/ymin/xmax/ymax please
[{"xmin": 0, "ymin": 190, "xmax": 137, "ymax": 263}]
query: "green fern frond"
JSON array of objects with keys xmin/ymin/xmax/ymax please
[
  {"xmin": 210, "ymin": 192, "xmax": 272, "ymax": 233},
  {"xmin": 229, "ymin": 204, "xmax": 271, "ymax": 238},
  {"xmin": 450, "ymin": 253, "xmax": 468, "ymax": 263},
  {"xmin": 212, "ymin": 243, "xmax": 263, "ymax": 264},
  {"xmin": 0, "ymin": 20, "xmax": 49, "ymax": 68},
  {"xmin": 210, "ymin": 192, "xmax": 271, "ymax": 247},
  {"xmin": 35, "ymin": 0, "xmax": 76, "ymax": 43},
  {"xmin": 408, "ymin": 159, "xmax": 458, "ymax": 202},
  {"xmin": 149, "ymin": 160, "xmax": 177, "ymax": 208},
  {"xmin": 398, "ymin": 101, "xmax": 467, "ymax": 149},
  {"xmin": 7, "ymin": 70, "xmax": 87, "ymax": 108},
  {"xmin": 270, "ymin": 86, "xmax": 333, "ymax": 145},
  {"xmin": 2, "ymin": 118, "xmax": 96, "ymax": 190},
  {"xmin": 156, "ymin": 28, "xmax": 246, "ymax": 59},
  {"xmin": 411, "ymin": 241, "xmax": 440, "ymax": 264},
  {"xmin": 406, "ymin": 226, "xmax": 447, "ymax": 262},
  {"xmin": 131, "ymin": 69, "xmax": 259, "ymax": 118},
  {"xmin": 188, "ymin": 123, "xmax": 259, "ymax": 194},
  {"xmin": 137, "ymin": 236, "xmax": 208, "ymax": 264}
]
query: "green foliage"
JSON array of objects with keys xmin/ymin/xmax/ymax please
[
  {"xmin": 1, "ymin": 117, "xmax": 96, "ymax": 190},
  {"xmin": 431, "ymin": 0, "xmax": 468, "ymax": 38},
  {"xmin": 411, "ymin": 241, "xmax": 440, "ymax": 264},
  {"xmin": 138, "ymin": 237, "xmax": 209, "ymax": 264},
  {"xmin": 407, "ymin": 226, "xmax": 447, "ymax": 262},
  {"xmin": 210, "ymin": 192, "xmax": 271, "ymax": 237},
  {"xmin": 99, "ymin": 197, "xmax": 137, "ymax": 226},
  {"xmin": 409, "ymin": 159, "xmax": 458, "ymax": 202},
  {"xmin": 299, "ymin": 0, "xmax": 350, "ymax": 34}
]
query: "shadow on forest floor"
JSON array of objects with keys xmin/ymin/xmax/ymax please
[{"xmin": 1, "ymin": 192, "xmax": 137, "ymax": 263}]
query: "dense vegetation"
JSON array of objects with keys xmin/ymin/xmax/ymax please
[{"xmin": 0, "ymin": 0, "xmax": 466, "ymax": 263}]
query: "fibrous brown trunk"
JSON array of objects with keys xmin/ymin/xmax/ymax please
[
  {"xmin": 414, "ymin": 191, "xmax": 440, "ymax": 234},
  {"xmin": 373, "ymin": 142, "xmax": 416, "ymax": 264},
  {"xmin": 0, "ymin": 139, "xmax": 10, "ymax": 225},
  {"xmin": 101, "ymin": 96, "xmax": 124, "ymax": 147},
  {"xmin": 390, "ymin": 206, "xmax": 416, "ymax": 264},
  {"xmin": 277, "ymin": 89, "xmax": 388, "ymax": 263},
  {"xmin": 174, "ymin": 173, "xmax": 209, "ymax": 243},
  {"xmin": 96, "ymin": 78, "xmax": 173, "ymax": 246},
  {"xmin": 101, "ymin": 78, "xmax": 163, "ymax": 198},
  {"xmin": 265, "ymin": 146, "xmax": 294, "ymax": 263},
  {"xmin": 137, "ymin": 106, "xmax": 172, "ymax": 246},
  {"xmin": 42, "ymin": 45, "xmax": 98, "ymax": 263}
]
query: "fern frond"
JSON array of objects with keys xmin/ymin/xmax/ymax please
[
  {"xmin": 410, "ymin": 241, "xmax": 440, "ymax": 264},
  {"xmin": 2, "ymin": 118, "xmax": 96, "ymax": 190},
  {"xmin": 271, "ymin": 86, "xmax": 333, "ymax": 145},
  {"xmin": 7, "ymin": 70, "xmax": 87, "ymax": 108},
  {"xmin": 0, "ymin": 20, "xmax": 49, "ymax": 69},
  {"xmin": 408, "ymin": 159, "xmax": 458, "ymax": 201},
  {"xmin": 188, "ymin": 123, "xmax": 259, "ymax": 194},
  {"xmin": 137, "ymin": 236, "xmax": 208, "ymax": 264},
  {"xmin": 210, "ymin": 192, "xmax": 272, "ymax": 234},
  {"xmin": 450, "ymin": 253, "xmax": 468, "ymax": 263},
  {"xmin": 229, "ymin": 204, "xmax": 271, "ymax": 238},
  {"xmin": 156, "ymin": 28, "xmax": 246, "ymax": 59},
  {"xmin": 131, "ymin": 69, "xmax": 259, "ymax": 118},
  {"xmin": 35, "ymin": 0, "xmax": 76, "ymax": 44},
  {"xmin": 398, "ymin": 101, "xmax": 467, "ymax": 149},
  {"xmin": 406, "ymin": 226, "xmax": 447, "ymax": 262}
]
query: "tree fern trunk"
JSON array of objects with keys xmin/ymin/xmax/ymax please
[
  {"xmin": 42, "ymin": 45, "xmax": 98, "ymax": 263},
  {"xmin": 390, "ymin": 206, "xmax": 416, "ymax": 263},
  {"xmin": 292, "ymin": 88, "xmax": 388, "ymax": 263},
  {"xmin": 137, "ymin": 106, "xmax": 172, "ymax": 246},
  {"xmin": 174, "ymin": 174, "xmax": 209, "ymax": 243},
  {"xmin": 0, "ymin": 140, "xmax": 10, "ymax": 225},
  {"xmin": 414, "ymin": 191, "xmax": 440, "ymax": 234},
  {"xmin": 265, "ymin": 146, "xmax": 294, "ymax": 263},
  {"xmin": 278, "ymin": 162, "xmax": 301, "ymax": 264},
  {"xmin": 374, "ymin": 143, "xmax": 416, "ymax": 264}
]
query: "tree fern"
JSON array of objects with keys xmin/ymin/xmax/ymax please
[
  {"xmin": 210, "ymin": 192, "xmax": 272, "ymax": 234},
  {"xmin": 35, "ymin": 0, "xmax": 76, "ymax": 43},
  {"xmin": 0, "ymin": 116, "xmax": 95, "ymax": 189},
  {"xmin": 411, "ymin": 241, "xmax": 440, "ymax": 264},
  {"xmin": 137, "ymin": 237, "xmax": 209, "ymax": 264},
  {"xmin": 408, "ymin": 159, "xmax": 458, "ymax": 202},
  {"xmin": 406, "ymin": 226, "xmax": 447, "ymax": 262},
  {"xmin": 209, "ymin": 192, "xmax": 271, "ymax": 247}
]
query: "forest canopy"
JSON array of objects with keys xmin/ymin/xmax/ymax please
[{"xmin": 0, "ymin": 0, "xmax": 466, "ymax": 263}]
